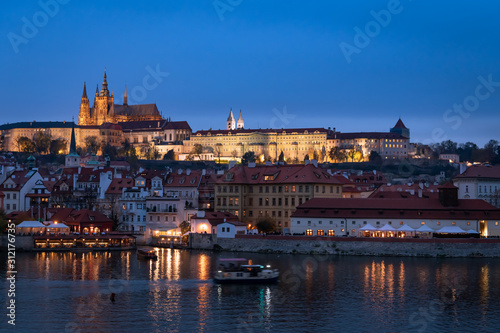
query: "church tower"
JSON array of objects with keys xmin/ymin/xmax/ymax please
[
  {"xmin": 94, "ymin": 68, "xmax": 115, "ymax": 125},
  {"xmin": 227, "ymin": 109, "xmax": 235, "ymax": 130},
  {"xmin": 123, "ymin": 84, "xmax": 128, "ymax": 106},
  {"xmin": 65, "ymin": 121, "xmax": 81, "ymax": 168},
  {"xmin": 78, "ymin": 82, "xmax": 91, "ymax": 125},
  {"xmin": 237, "ymin": 110, "xmax": 244, "ymax": 129}
]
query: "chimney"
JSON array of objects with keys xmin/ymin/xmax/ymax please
[
  {"xmin": 248, "ymin": 162, "xmax": 256, "ymax": 168},
  {"xmin": 311, "ymin": 160, "xmax": 318, "ymax": 167},
  {"xmin": 418, "ymin": 188, "xmax": 422, "ymax": 198},
  {"xmin": 178, "ymin": 169, "xmax": 182, "ymax": 175},
  {"xmin": 186, "ymin": 169, "xmax": 191, "ymax": 176},
  {"xmin": 438, "ymin": 183, "xmax": 458, "ymax": 207},
  {"xmin": 202, "ymin": 169, "xmax": 206, "ymax": 175}
]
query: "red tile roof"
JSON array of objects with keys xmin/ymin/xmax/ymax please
[
  {"xmin": 292, "ymin": 198, "xmax": 500, "ymax": 220},
  {"xmin": 105, "ymin": 178, "xmax": 134, "ymax": 194},
  {"xmin": 191, "ymin": 211, "xmax": 241, "ymax": 226},
  {"xmin": 194, "ymin": 128, "xmax": 328, "ymax": 136},
  {"xmin": 454, "ymin": 165, "xmax": 500, "ymax": 179},
  {"xmin": 217, "ymin": 164, "xmax": 350, "ymax": 185}
]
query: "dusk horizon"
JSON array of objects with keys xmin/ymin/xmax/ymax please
[{"xmin": 2, "ymin": 1, "xmax": 500, "ymax": 146}]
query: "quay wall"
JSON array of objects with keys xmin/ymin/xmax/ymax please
[
  {"xmin": 193, "ymin": 235, "xmax": 500, "ymax": 258},
  {"xmin": 0, "ymin": 234, "xmax": 33, "ymax": 251}
]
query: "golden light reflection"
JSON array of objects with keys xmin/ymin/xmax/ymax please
[
  {"xmin": 197, "ymin": 284, "xmax": 211, "ymax": 329},
  {"xmin": 479, "ymin": 265, "xmax": 489, "ymax": 307},
  {"xmin": 198, "ymin": 254, "xmax": 209, "ymax": 280}
]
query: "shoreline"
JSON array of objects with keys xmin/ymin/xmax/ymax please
[{"xmin": 190, "ymin": 234, "xmax": 500, "ymax": 258}]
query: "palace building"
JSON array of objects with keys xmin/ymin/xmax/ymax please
[{"xmin": 78, "ymin": 69, "xmax": 163, "ymax": 126}]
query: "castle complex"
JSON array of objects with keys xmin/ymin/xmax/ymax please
[
  {"xmin": 78, "ymin": 70, "xmax": 163, "ymax": 126},
  {"xmin": 0, "ymin": 70, "xmax": 411, "ymax": 161}
]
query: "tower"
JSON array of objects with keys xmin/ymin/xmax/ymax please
[
  {"xmin": 227, "ymin": 109, "xmax": 235, "ymax": 130},
  {"xmin": 237, "ymin": 110, "xmax": 244, "ymax": 129},
  {"xmin": 94, "ymin": 68, "xmax": 114, "ymax": 125},
  {"xmin": 65, "ymin": 121, "xmax": 81, "ymax": 168},
  {"xmin": 390, "ymin": 118, "xmax": 410, "ymax": 139},
  {"xmin": 78, "ymin": 82, "xmax": 91, "ymax": 125},
  {"xmin": 123, "ymin": 84, "xmax": 128, "ymax": 106}
]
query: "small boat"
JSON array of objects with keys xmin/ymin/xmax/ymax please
[
  {"xmin": 213, "ymin": 258, "xmax": 279, "ymax": 284},
  {"xmin": 137, "ymin": 248, "xmax": 158, "ymax": 260}
]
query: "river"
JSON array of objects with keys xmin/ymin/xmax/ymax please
[{"xmin": 2, "ymin": 249, "xmax": 500, "ymax": 332}]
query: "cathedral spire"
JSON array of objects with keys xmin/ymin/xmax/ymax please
[
  {"xmin": 123, "ymin": 84, "xmax": 128, "ymax": 105},
  {"xmin": 82, "ymin": 82, "xmax": 88, "ymax": 99},
  {"xmin": 69, "ymin": 119, "xmax": 77, "ymax": 154},
  {"xmin": 237, "ymin": 110, "xmax": 244, "ymax": 129},
  {"xmin": 100, "ymin": 68, "xmax": 109, "ymax": 96},
  {"xmin": 95, "ymin": 84, "xmax": 99, "ymax": 97}
]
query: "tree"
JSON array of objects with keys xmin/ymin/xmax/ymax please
[
  {"xmin": 304, "ymin": 154, "xmax": 310, "ymax": 162},
  {"xmin": 348, "ymin": 149, "xmax": 356, "ymax": 163},
  {"xmin": 49, "ymin": 138, "xmax": 67, "ymax": 155},
  {"xmin": 214, "ymin": 145, "xmax": 222, "ymax": 163},
  {"xmin": 231, "ymin": 150, "xmax": 238, "ymax": 160},
  {"xmin": 241, "ymin": 151, "xmax": 256, "ymax": 164},
  {"xmin": 102, "ymin": 143, "xmax": 118, "ymax": 160},
  {"xmin": 312, "ymin": 150, "xmax": 319, "ymax": 161},
  {"xmin": 278, "ymin": 151, "xmax": 285, "ymax": 163},
  {"xmin": 16, "ymin": 136, "xmax": 35, "ymax": 153},
  {"xmin": 32, "ymin": 131, "xmax": 52, "ymax": 154},
  {"xmin": 188, "ymin": 143, "xmax": 203, "ymax": 160},
  {"xmin": 84, "ymin": 136, "xmax": 100, "ymax": 154},
  {"xmin": 368, "ymin": 150, "xmax": 382, "ymax": 165},
  {"xmin": 256, "ymin": 217, "xmax": 276, "ymax": 234},
  {"xmin": 179, "ymin": 220, "xmax": 191, "ymax": 244},
  {"xmin": 457, "ymin": 142, "xmax": 478, "ymax": 162},
  {"xmin": 163, "ymin": 149, "xmax": 175, "ymax": 160},
  {"xmin": 484, "ymin": 140, "xmax": 499, "ymax": 162}
]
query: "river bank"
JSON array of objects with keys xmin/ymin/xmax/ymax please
[{"xmin": 190, "ymin": 234, "xmax": 500, "ymax": 258}]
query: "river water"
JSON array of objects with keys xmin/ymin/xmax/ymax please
[{"xmin": 2, "ymin": 249, "xmax": 500, "ymax": 332}]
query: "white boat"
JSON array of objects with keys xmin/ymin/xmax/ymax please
[{"xmin": 213, "ymin": 258, "xmax": 279, "ymax": 284}]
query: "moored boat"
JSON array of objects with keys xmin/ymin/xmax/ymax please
[
  {"xmin": 213, "ymin": 258, "xmax": 279, "ymax": 284},
  {"xmin": 137, "ymin": 248, "xmax": 158, "ymax": 260}
]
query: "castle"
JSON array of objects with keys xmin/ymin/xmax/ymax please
[{"xmin": 78, "ymin": 69, "xmax": 163, "ymax": 126}]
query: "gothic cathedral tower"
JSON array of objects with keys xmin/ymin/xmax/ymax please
[
  {"xmin": 227, "ymin": 109, "xmax": 235, "ymax": 130},
  {"xmin": 78, "ymin": 82, "xmax": 91, "ymax": 126},
  {"xmin": 93, "ymin": 69, "xmax": 114, "ymax": 125}
]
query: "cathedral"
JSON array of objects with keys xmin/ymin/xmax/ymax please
[{"xmin": 78, "ymin": 69, "xmax": 163, "ymax": 126}]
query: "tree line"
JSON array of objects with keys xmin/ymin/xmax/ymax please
[{"xmin": 430, "ymin": 139, "xmax": 500, "ymax": 164}]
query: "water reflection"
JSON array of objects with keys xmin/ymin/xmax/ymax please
[{"xmin": 3, "ymin": 252, "xmax": 500, "ymax": 333}]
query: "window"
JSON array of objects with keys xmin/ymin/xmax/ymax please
[
  {"xmin": 306, "ymin": 229, "xmax": 313, "ymax": 236},
  {"xmin": 297, "ymin": 221, "xmax": 300, "ymax": 225},
  {"xmin": 249, "ymin": 198, "xmax": 253, "ymax": 206},
  {"xmin": 328, "ymin": 230, "xmax": 334, "ymax": 236},
  {"xmin": 308, "ymin": 221, "xmax": 311, "ymax": 226},
  {"xmin": 222, "ymin": 227, "xmax": 225, "ymax": 232},
  {"xmin": 278, "ymin": 198, "xmax": 282, "ymax": 206},
  {"xmin": 352, "ymin": 221, "xmax": 355, "ymax": 225},
  {"xmin": 421, "ymin": 222, "xmax": 425, "ymax": 225},
  {"xmin": 165, "ymin": 216, "xmax": 169, "ymax": 221},
  {"xmin": 272, "ymin": 198, "xmax": 276, "ymax": 206},
  {"xmin": 291, "ymin": 198, "xmax": 295, "ymax": 206},
  {"xmin": 12, "ymin": 204, "xmax": 16, "ymax": 210},
  {"xmin": 437, "ymin": 222, "xmax": 440, "ymax": 225},
  {"xmin": 13, "ymin": 193, "xmax": 16, "ymax": 199},
  {"xmin": 249, "ymin": 210, "xmax": 253, "ymax": 217},
  {"xmin": 319, "ymin": 220, "xmax": 322, "ymax": 224},
  {"xmin": 285, "ymin": 198, "xmax": 289, "ymax": 206},
  {"xmin": 259, "ymin": 198, "xmax": 263, "ymax": 206},
  {"xmin": 452, "ymin": 222, "xmax": 456, "ymax": 225},
  {"xmin": 265, "ymin": 186, "xmax": 269, "ymax": 193},
  {"xmin": 465, "ymin": 185, "xmax": 469, "ymax": 193},
  {"xmin": 291, "ymin": 186, "xmax": 296, "ymax": 192},
  {"xmin": 317, "ymin": 230, "xmax": 324, "ymax": 236},
  {"xmin": 235, "ymin": 198, "xmax": 239, "ymax": 205}
]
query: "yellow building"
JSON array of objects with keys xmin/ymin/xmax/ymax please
[{"xmin": 214, "ymin": 163, "xmax": 349, "ymax": 232}]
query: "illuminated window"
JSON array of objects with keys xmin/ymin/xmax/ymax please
[
  {"xmin": 306, "ymin": 229, "xmax": 313, "ymax": 236},
  {"xmin": 421, "ymin": 222, "xmax": 425, "ymax": 225},
  {"xmin": 467, "ymin": 222, "xmax": 470, "ymax": 225},
  {"xmin": 328, "ymin": 230, "xmax": 335, "ymax": 236},
  {"xmin": 452, "ymin": 222, "xmax": 456, "ymax": 225},
  {"xmin": 317, "ymin": 230, "xmax": 324, "ymax": 236},
  {"xmin": 437, "ymin": 222, "xmax": 440, "ymax": 225}
]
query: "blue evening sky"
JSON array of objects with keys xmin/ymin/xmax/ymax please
[{"xmin": 1, "ymin": 0, "xmax": 500, "ymax": 146}]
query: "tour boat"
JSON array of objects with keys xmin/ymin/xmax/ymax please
[
  {"xmin": 213, "ymin": 258, "xmax": 279, "ymax": 284},
  {"xmin": 137, "ymin": 248, "xmax": 158, "ymax": 260}
]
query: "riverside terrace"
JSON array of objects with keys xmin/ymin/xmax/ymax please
[{"xmin": 289, "ymin": 184, "xmax": 500, "ymax": 238}]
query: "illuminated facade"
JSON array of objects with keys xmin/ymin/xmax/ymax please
[
  {"xmin": 214, "ymin": 164, "xmax": 348, "ymax": 232},
  {"xmin": 78, "ymin": 70, "xmax": 163, "ymax": 126}
]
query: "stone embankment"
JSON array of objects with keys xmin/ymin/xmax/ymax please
[{"xmin": 189, "ymin": 234, "xmax": 500, "ymax": 258}]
